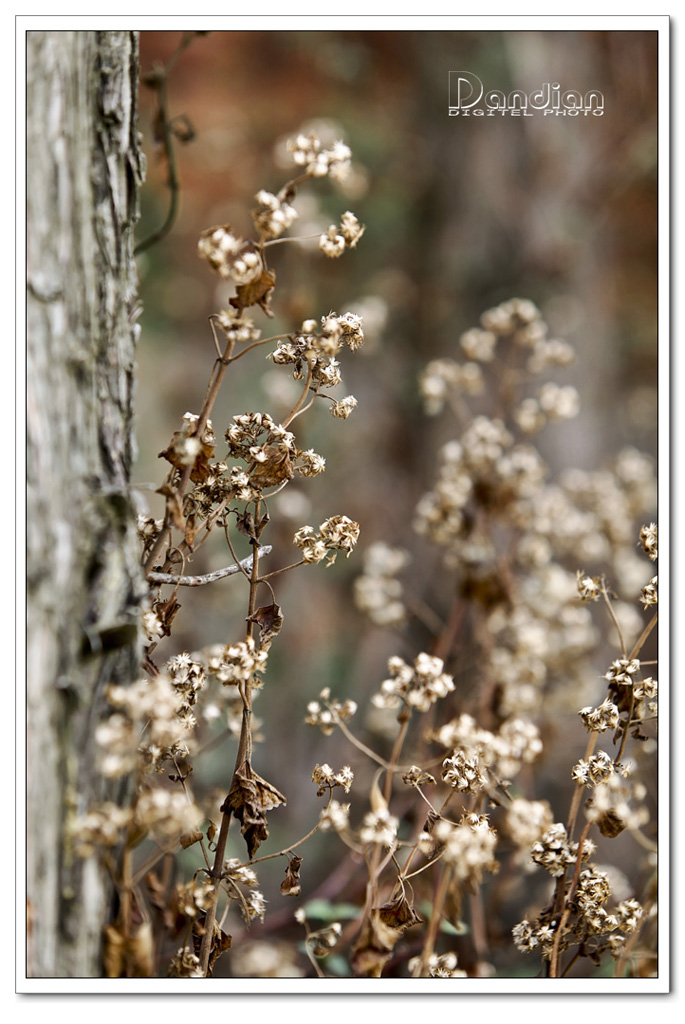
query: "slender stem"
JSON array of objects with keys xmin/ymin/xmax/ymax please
[
  {"xmin": 247, "ymin": 808, "xmax": 327, "ymax": 867},
  {"xmin": 259, "ymin": 559, "xmax": 307, "ymax": 581},
  {"xmin": 147, "ymin": 546, "xmax": 271, "ymax": 587},
  {"xmin": 223, "ymin": 525, "xmax": 253, "ymax": 583},
  {"xmin": 263, "ymin": 232, "xmax": 321, "ymax": 247},
  {"xmin": 135, "ymin": 72, "xmax": 179, "ymax": 255},
  {"xmin": 283, "ymin": 363, "xmax": 314, "ymax": 428},
  {"xmin": 303, "ymin": 931, "xmax": 326, "ymax": 978},
  {"xmin": 333, "ymin": 716, "xmax": 400, "ymax": 773},
  {"xmin": 384, "ymin": 713, "xmax": 410, "ymax": 803},
  {"xmin": 135, "ymin": 32, "xmax": 201, "ymax": 255},
  {"xmin": 413, "ymin": 864, "xmax": 452, "ymax": 977},
  {"xmin": 469, "ymin": 888, "xmax": 490, "ymax": 966},
  {"xmin": 284, "ymin": 393, "xmax": 317, "ymax": 426},
  {"xmin": 616, "ymin": 688, "xmax": 636, "ymax": 764},
  {"xmin": 197, "ymin": 506, "xmax": 264, "ymax": 976},
  {"xmin": 630, "ymin": 611, "xmax": 658, "ymax": 660},
  {"xmin": 227, "ymin": 333, "xmax": 291, "ymax": 364},
  {"xmin": 197, "ymin": 800, "xmax": 233, "ymax": 975},
  {"xmin": 601, "ymin": 577, "xmax": 627, "ymax": 657},
  {"xmin": 208, "ymin": 315, "xmax": 223, "ymax": 358},
  {"xmin": 549, "ymin": 822, "xmax": 591, "ymax": 978},
  {"xmin": 402, "ymin": 853, "xmax": 445, "ymax": 882},
  {"xmin": 566, "ymin": 733, "xmax": 597, "ymax": 838}
]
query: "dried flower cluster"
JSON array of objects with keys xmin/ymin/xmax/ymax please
[
  {"xmin": 76, "ymin": 105, "xmax": 657, "ymax": 983},
  {"xmin": 341, "ymin": 297, "xmax": 657, "ymax": 980}
]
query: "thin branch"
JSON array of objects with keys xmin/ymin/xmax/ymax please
[
  {"xmin": 227, "ymin": 333, "xmax": 291, "ymax": 364},
  {"xmin": 412, "ymin": 864, "xmax": 452, "ymax": 977},
  {"xmin": 566, "ymin": 732, "xmax": 597, "ymax": 838},
  {"xmin": 135, "ymin": 33, "xmax": 202, "ymax": 255},
  {"xmin": 224, "ymin": 523, "xmax": 254, "ymax": 583},
  {"xmin": 147, "ymin": 546, "xmax": 272, "ymax": 587},
  {"xmin": 333, "ymin": 716, "xmax": 399, "ymax": 773},
  {"xmin": 246, "ymin": 809, "xmax": 328, "ymax": 868},
  {"xmin": 259, "ymin": 558, "xmax": 306, "ymax": 581},
  {"xmin": 601, "ymin": 577, "xmax": 627, "ymax": 658},
  {"xmin": 549, "ymin": 822, "xmax": 592, "ymax": 978},
  {"xmin": 198, "ymin": 506, "xmax": 265, "ymax": 976},
  {"xmin": 630, "ymin": 611, "xmax": 658, "ymax": 660},
  {"xmin": 283, "ymin": 363, "xmax": 314, "ymax": 428},
  {"xmin": 615, "ymin": 688, "xmax": 636, "ymax": 764},
  {"xmin": 263, "ymin": 232, "xmax": 322, "ymax": 247}
]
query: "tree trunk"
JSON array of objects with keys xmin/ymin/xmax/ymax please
[{"xmin": 26, "ymin": 30, "xmax": 145, "ymax": 978}]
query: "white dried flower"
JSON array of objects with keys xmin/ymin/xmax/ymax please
[
  {"xmin": 331, "ymin": 395, "xmax": 358, "ymax": 419},
  {"xmin": 359, "ymin": 807, "xmax": 399, "ymax": 847},
  {"xmin": 339, "ymin": 210, "xmax": 365, "ymax": 247},
  {"xmin": 639, "ymin": 522, "xmax": 658, "ymax": 561},
  {"xmin": 319, "ymin": 225, "xmax": 346, "ymax": 258},
  {"xmin": 318, "ymin": 800, "xmax": 351, "ymax": 833}
]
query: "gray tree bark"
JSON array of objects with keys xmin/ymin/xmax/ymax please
[{"xmin": 26, "ymin": 30, "xmax": 145, "ymax": 978}]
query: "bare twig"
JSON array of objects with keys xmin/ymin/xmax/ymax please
[
  {"xmin": 135, "ymin": 32, "xmax": 202, "ymax": 255},
  {"xmin": 147, "ymin": 546, "xmax": 272, "ymax": 587}
]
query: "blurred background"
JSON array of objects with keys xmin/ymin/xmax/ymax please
[{"xmin": 133, "ymin": 29, "xmax": 658, "ymax": 977}]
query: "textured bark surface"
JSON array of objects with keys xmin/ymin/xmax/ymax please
[{"xmin": 26, "ymin": 31, "xmax": 145, "ymax": 978}]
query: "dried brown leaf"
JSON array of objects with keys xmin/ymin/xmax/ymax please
[
  {"xmin": 377, "ymin": 888, "xmax": 422, "ymax": 933},
  {"xmin": 156, "ymin": 483, "xmax": 185, "ymax": 533},
  {"xmin": 249, "ymin": 603, "xmax": 284, "ymax": 651},
  {"xmin": 596, "ymin": 809, "xmax": 626, "ymax": 838},
  {"xmin": 280, "ymin": 854, "xmax": 303, "ymax": 897},
  {"xmin": 184, "ymin": 512, "xmax": 197, "ymax": 550},
  {"xmin": 350, "ymin": 916, "xmax": 393, "ymax": 978},
  {"xmin": 158, "ymin": 433, "xmax": 215, "ymax": 486},
  {"xmin": 179, "ymin": 829, "xmax": 204, "ymax": 850},
  {"xmin": 351, "ymin": 886, "xmax": 421, "ymax": 978},
  {"xmin": 192, "ymin": 917, "xmax": 232, "ymax": 978},
  {"xmin": 230, "ymin": 266, "xmax": 276, "ymax": 316},
  {"xmin": 235, "ymin": 510, "xmax": 257, "ymax": 542},
  {"xmin": 226, "ymin": 761, "xmax": 287, "ymax": 859},
  {"xmin": 250, "ymin": 446, "xmax": 294, "ymax": 489},
  {"xmin": 154, "ymin": 596, "xmax": 181, "ymax": 636}
]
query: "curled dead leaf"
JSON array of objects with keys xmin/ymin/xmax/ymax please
[
  {"xmin": 280, "ymin": 854, "xmax": 303, "ymax": 897},
  {"xmin": 225, "ymin": 761, "xmax": 287, "ymax": 859},
  {"xmin": 156, "ymin": 483, "xmax": 185, "ymax": 533},
  {"xmin": 235, "ymin": 510, "xmax": 257, "ymax": 542},
  {"xmin": 351, "ymin": 885, "xmax": 421, "ymax": 978},
  {"xmin": 248, "ymin": 603, "xmax": 284, "ymax": 651},
  {"xmin": 192, "ymin": 917, "xmax": 231, "ymax": 978},
  {"xmin": 250, "ymin": 446, "xmax": 294, "ymax": 490},
  {"xmin": 377, "ymin": 888, "xmax": 422, "ymax": 933},
  {"xmin": 179, "ymin": 829, "xmax": 204, "ymax": 850},
  {"xmin": 230, "ymin": 265, "xmax": 276, "ymax": 316}
]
